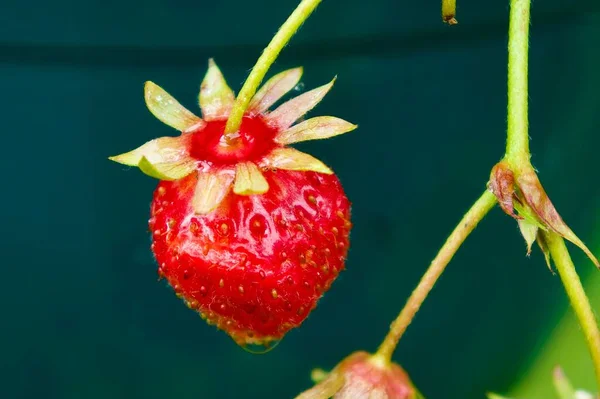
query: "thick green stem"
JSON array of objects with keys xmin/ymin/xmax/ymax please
[
  {"xmin": 224, "ymin": 0, "xmax": 322, "ymax": 135},
  {"xmin": 543, "ymin": 232, "xmax": 600, "ymax": 388},
  {"xmin": 505, "ymin": 0, "xmax": 531, "ymax": 168},
  {"xmin": 373, "ymin": 190, "xmax": 497, "ymax": 364}
]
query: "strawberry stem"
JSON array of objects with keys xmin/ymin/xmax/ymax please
[
  {"xmin": 224, "ymin": 0, "xmax": 322, "ymax": 136},
  {"xmin": 441, "ymin": 0, "xmax": 458, "ymax": 25},
  {"xmin": 542, "ymin": 231, "xmax": 600, "ymax": 388},
  {"xmin": 505, "ymin": 0, "xmax": 600, "ymax": 388},
  {"xmin": 505, "ymin": 0, "xmax": 531, "ymax": 168},
  {"xmin": 373, "ymin": 190, "xmax": 497, "ymax": 364}
]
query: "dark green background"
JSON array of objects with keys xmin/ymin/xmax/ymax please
[{"xmin": 1, "ymin": 1, "xmax": 599, "ymax": 398}]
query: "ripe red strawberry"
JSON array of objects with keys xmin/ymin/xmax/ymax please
[{"xmin": 110, "ymin": 60, "xmax": 356, "ymax": 349}]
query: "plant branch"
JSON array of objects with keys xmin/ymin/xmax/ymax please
[
  {"xmin": 442, "ymin": 0, "xmax": 458, "ymax": 25},
  {"xmin": 505, "ymin": 0, "xmax": 531, "ymax": 167},
  {"xmin": 373, "ymin": 190, "xmax": 497, "ymax": 363},
  {"xmin": 224, "ymin": 0, "xmax": 322, "ymax": 135},
  {"xmin": 543, "ymin": 231, "xmax": 600, "ymax": 388}
]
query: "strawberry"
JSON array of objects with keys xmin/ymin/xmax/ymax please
[{"xmin": 110, "ymin": 60, "xmax": 356, "ymax": 350}]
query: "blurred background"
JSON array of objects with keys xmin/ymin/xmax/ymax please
[{"xmin": 1, "ymin": 0, "xmax": 599, "ymax": 398}]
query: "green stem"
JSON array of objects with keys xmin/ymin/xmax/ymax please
[
  {"xmin": 543, "ymin": 231, "xmax": 600, "ymax": 388},
  {"xmin": 441, "ymin": 0, "xmax": 458, "ymax": 25},
  {"xmin": 505, "ymin": 0, "xmax": 531, "ymax": 168},
  {"xmin": 224, "ymin": 0, "xmax": 322, "ymax": 135},
  {"xmin": 373, "ymin": 190, "xmax": 497, "ymax": 364}
]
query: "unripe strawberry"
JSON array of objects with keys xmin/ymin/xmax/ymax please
[{"xmin": 296, "ymin": 351, "xmax": 421, "ymax": 399}]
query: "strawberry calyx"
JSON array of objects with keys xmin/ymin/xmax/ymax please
[
  {"xmin": 188, "ymin": 116, "xmax": 279, "ymax": 165},
  {"xmin": 109, "ymin": 59, "xmax": 357, "ymax": 214}
]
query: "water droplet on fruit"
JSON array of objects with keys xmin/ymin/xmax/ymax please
[
  {"xmin": 323, "ymin": 248, "xmax": 331, "ymax": 257},
  {"xmin": 200, "ymin": 286, "xmax": 207, "ymax": 296},
  {"xmin": 280, "ymin": 251, "xmax": 288, "ymax": 259},
  {"xmin": 241, "ymin": 339, "xmax": 281, "ymax": 354},
  {"xmin": 183, "ymin": 269, "xmax": 192, "ymax": 280},
  {"xmin": 284, "ymin": 301, "xmax": 292, "ymax": 311},
  {"xmin": 285, "ymin": 276, "xmax": 294, "ymax": 285},
  {"xmin": 153, "ymin": 229, "xmax": 161, "ymax": 236},
  {"xmin": 220, "ymin": 303, "xmax": 226, "ymax": 311}
]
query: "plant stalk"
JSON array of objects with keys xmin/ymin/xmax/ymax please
[
  {"xmin": 373, "ymin": 190, "xmax": 497, "ymax": 363},
  {"xmin": 505, "ymin": 0, "xmax": 531, "ymax": 168},
  {"xmin": 224, "ymin": 0, "xmax": 322, "ymax": 135},
  {"xmin": 442, "ymin": 0, "xmax": 457, "ymax": 25},
  {"xmin": 543, "ymin": 231, "xmax": 600, "ymax": 388}
]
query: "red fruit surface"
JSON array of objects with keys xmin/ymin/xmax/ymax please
[{"xmin": 148, "ymin": 117, "xmax": 351, "ymax": 348}]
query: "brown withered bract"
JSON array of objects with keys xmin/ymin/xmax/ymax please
[{"xmin": 488, "ymin": 161, "xmax": 599, "ymax": 270}]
